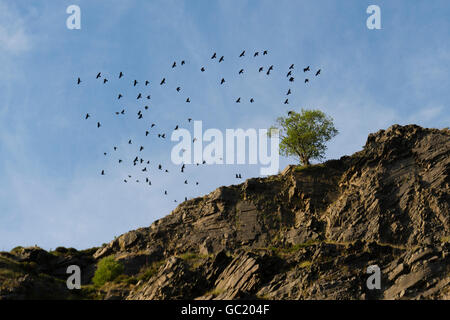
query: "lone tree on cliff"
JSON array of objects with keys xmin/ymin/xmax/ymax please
[{"xmin": 269, "ymin": 109, "xmax": 338, "ymax": 166}]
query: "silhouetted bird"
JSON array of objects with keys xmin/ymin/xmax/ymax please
[
  {"xmin": 284, "ymin": 99, "xmax": 289, "ymax": 104},
  {"xmin": 96, "ymin": 72, "xmax": 101, "ymax": 79},
  {"xmin": 85, "ymin": 113, "xmax": 90, "ymax": 119},
  {"xmin": 239, "ymin": 50, "xmax": 245, "ymax": 57},
  {"xmin": 140, "ymin": 146, "xmax": 144, "ymax": 151},
  {"xmin": 254, "ymin": 52, "xmax": 259, "ymax": 57},
  {"xmin": 303, "ymin": 66, "xmax": 310, "ymax": 72},
  {"xmin": 172, "ymin": 61, "xmax": 176, "ymax": 68},
  {"xmin": 176, "ymin": 87, "xmax": 181, "ymax": 92},
  {"xmin": 201, "ymin": 67, "xmax": 205, "ymax": 72},
  {"xmin": 174, "ymin": 125, "xmax": 179, "ymax": 130},
  {"xmin": 289, "ymin": 64, "xmax": 294, "ymax": 70},
  {"xmin": 250, "ymin": 98, "xmax": 254, "ymax": 103},
  {"xmin": 263, "ymin": 50, "xmax": 268, "ymax": 55},
  {"xmin": 144, "ymin": 105, "xmax": 149, "ymax": 110},
  {"xmin": 114, "ymin": 147, "xmax": 117, "ymax": 151},
  {"xmin": 138, "ymin": 114, "xmax": 143, "ymax": 119},
  {"xmin": 160, "ymin": 78, "xmax": 166, "ymax": 85},
  {"xmin": 259, "ymin": 67, "xmax": 263, "ymax": 72},
  {"xmin": 97, "ymin": 122, "xmax": 101, "ymax": 128},
  {"xmin": 146, "ymin": 95, "xmax": 151, "ymax": 99},
  {"xmin": 239, "ymin": 69, "xmax": 244, "ymax": 74},
  {"xmin": 121, "ymin": 109, "xmax": 125, "ymax": 114},
  {"xmin": 134, "ymin": 80, "xmax": 138, "ymax": 86},
  {"xmin": 103, "ymin": 78, "xmax": 108, "ymax": 84},
  {"xmin": 219, "ymin": 56, "xmax": 224, "ymax": 62},
  {"xmin": 137, "ymin": 93, "xmax": 142, "ymax": 99},
  {"xmin": 119, "ymin": 159, "xmax": 122, "ymax": 163},
  {"xmin": 287, "ymin": 71, "xmax": 292, "ymax": 77},
  {"xmin": 119, "ymin": 72, "xmax": 123, "ymax": 78},
  {"xmin": 186, "ymin": 98, "xmax": 190, "ymax": 103},
  {"xmin": 211, "ymin": 52, "xmax": 216, "ymax": 59},
  {"xmin": 142, "ymin": 167, "xmax": 147, "ymax": 172},
  {"xmin": 158, "ymin": 164, "xmax": 162, "ymax": 170},
  {"xmin": 184, "ymin": 180, "xmax": 188, "ymax": 184},
  {"xmin": 146, "ymin": 131, "xmax": 149, "ymax": 136},
  {"xmin": 181, "ymin": 164, "xmax": 185, "ymax": 172},
  {"xmin": 220, "ymin": 78, "xmax": 225, "ymax": 84},
  {"xmin": 181, "ymin": 60, "xmax": 185, "ymax": 65},
  {"xmin": 128, "ymin": 139, "xmax": 132, "ymax": 144},
  {"xmin": 287, "ymin": 89, "xmax": 291, "ymax": 95},
  {"xmin": 118, "ymin": 94, "xmax": 123, "ymax": 99},
  {"xmin": 288, "ymin": 111, "xmax": 294, "ymax": 116},
  {"xmin": 188, "ymin": 118, "xmax": 192, "ymax": 122},
  {"xmin": 236, "ymin": 97, "xmax": 241, "ymax": 103},
  {"xmin": 77, "ymin": 77, "xmax": 81, "ymax": 84},
  {"xmin": 305, "ymin": 78, "xmax": 309, "ymax": 83},
  {"xmin": 145, "ymin": 80, "xmax": 150, "ymax": 86},
  {"xmin": 315, "ymin": 69, "xmax": 321, "ymax": 76},
  {"xmin": 101, "ymin": 170, "xmax": 105, "ymax": 175},
  {"xmin": 151, "ymin": 124, "xmax": 155, "ymax": 128},
  {"xmin": 289, "ymin": 77, "xmax": 294, "ymax": 82}
]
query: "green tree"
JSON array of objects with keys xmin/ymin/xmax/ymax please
[
  {"xmin": 270, "ymin": 109, "xmax": 338, "ymax": 166},
  {"xmin": 92, "ymin": 256, "xmax": 124, "ymax": 286}
]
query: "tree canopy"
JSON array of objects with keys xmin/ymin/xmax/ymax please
[{"xmin": 269, "ymin": 109, "xmax": 338, "ymax": 166}]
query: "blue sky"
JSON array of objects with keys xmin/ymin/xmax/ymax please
[{"xmin": 0, "ymin": 0, "xmax": 449, "ymax": 251}]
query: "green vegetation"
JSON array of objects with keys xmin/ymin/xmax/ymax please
[
  {"xmin": 137, "ymin": 260, "xmax": 166, "ymax": 282},
  {"xmin": 269, "ymin": 109, "xmax": 338, "ymax": 166},
  {"xmin": 92, "ymin": 256, "xmax": 124, "ymax": 286},
  {"xmin": 440, "ymin": 236, "xmax": 450, "ymax": 243}
]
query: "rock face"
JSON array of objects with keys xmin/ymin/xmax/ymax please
[{"xmin": 1, "ymin": 124, "xmax": 449, "ymax": 300}]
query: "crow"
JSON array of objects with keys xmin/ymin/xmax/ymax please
[
  {"xmin": 186, "ymin": 97, "xmax": 190, "ymax": 103},
  {"xmin": 220, "ymin": 78, "xmax": 225, "ymax": 84},
  {"xmin": 239, "ymin": 69, "xmax": 244, "ymax": 74},
  {"xmin": 146, "ymin": 131, "xmax": 149, "ymax": 136},
  {"xmin": 287, "ymin": 89, "xmax": 291, "ymax": 95},
  {"xmin": 259, "ymin": 67, "xmax": 264, "ymax": 72},
  {"xmin": 119, "ymin": 159, "xmax": 122, "ymax": 163},
  {"xmin": 172, "ymin": 61, "xmax": 176, "ymax": 68},
  {"xmin": 103, "ymin": 78, "xmax": 108, "ymax": 84},
  {"xmin": 176, "ymin": 87, "xmax": 181, "ymax": 92},
  {"xmin": 239, "ymin": 50, "xmax": 245, "ymax": 57},
  {"xmin": 142, "ymin": 167, "xmax": 147, "ymax": 172},
  {"xmin": 85, "ymin": 113, "xmax": 90, "ymax": 119},
  {"xmin": 201, "ymin": 67, "xmax": 205, "ymax": 72},
  {"xmin": 236, "ymin": 97, "xmax": 241, "ymax": 103},
  {"xmin": 219, "ymin": 56, "xmax": 224, "ymax": 62},
  {"xmin": 305, "ymin": 78, "xmax": 309, "ymax": 83},
  {"xmin": 144, "ymin": 105, "xmax": 149, "ymax": 110},
  {"xmin": 289, "ymin": 64, "xmax": 294, "ymax": 69},
  {"xmin": 114, "ymin": 147, "xmax": 117, "ymax": 151},
  {"xmin": 129, "ymin": 139, "xmax": 132, "ymax": 144},
  {"xmin": 137, "ymin": 93, "xmax": 142, "ymax": 99},
  {"xmin": 254, "ymin": 52, "xmax": 259, "ymax": 57},
  {"xmin": 315, "ymin": 69, "xmax": 321, "ymax": 76},
  {"xmin": 289, "ymin": 77, "xmax": 294, "ymax": 82},
  {"xmin": 158, "ymin": 164, "xmax": 162, "ymax": 170},
  {"xmin": 77, "ymin": 77, "xmax": 81, "ymax": 84},
  {"xmin": 284, "ymin": 99, "xmax": 289, "ymax": 104},
  {"xmin": 104, "ymin": 152, "xmax": 107, "ymax": 156},
  {"xmin": 119, "ymin": 72, "xmax": 123, "ymax": 78},
  {"xmin": 145, "ymin": 80, "xmax": 150, "ymax": 86},
  {"xmin": 96, "ymin": 72, "xmax": 101, "ymax": 79},
  {"xmin": 263, "ymin": 50, "xmax": 268, "ymax": 55},
  {"xmin": 151, "ymin": 123, "xmax": 155, "ymax": 128},
  {"xmin": 101, "ymin": 170, "xmax": 105, "ymax": 175},
  {"xmin": 118, "ymin": 94, "xmax": 123, "ymax": 99},
  {"xmin": 121, "ymin": 109, "xmax": 125, "ymax": 114},
  {"xmin": 184, "ymin": 180, "xmax": 188, "ymax": 184},
  {"xmin": 288, "ymin": 110, "xmax": 294, "ymax": 116},
  {"xmin": 146, "ymin": 95, "xmax": 151, "ymax": 99},
  {"xmin": 160, "ymin": 78, "xmax": 166, "ymax": 85},
  {"xmin": 287, "ymin": 71, "xmax": 292, "ymax": 77},
  {"xmin": 211, "ymin": 52, "xmax": 216, "ymax": 59},
  {"xmin": 174, "ymin": 125, "xmax": 179, "ymax": 130},
  {"xmin": 181, "ymin": 164, "xmax": 185, "ymax": 172},
  {"xmin": 303, "ymin": 66, "xmax": 310, "ymax": 72},
  {"xmin": 181, "ymin": 60, "xmax": 185, "ymax": 65},
  {"xmin": 138, "ymin": 114, "xmax": 143, "ymax": 119},
  {"xmin": 188, "ymin": 118, "xmax": 192, "ymax": 122},
  {"xmin": 97, "ymin": 122, "xmax": 101, "ymax": 128},
  {"xmin": 140, "ymin": 146, "xmax": 144, "ymax": 151},
  {"xmin": 134, "ymin": 80, "xmax": 138, "ymax": 86},
  {"xmin": 250, "ymin": 98, "xmax": 254, "ymax": 103}
]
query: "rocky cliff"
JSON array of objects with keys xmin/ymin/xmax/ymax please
[{"xmin": 1, "ymin": 124, "xmax": 449, "ymax": 300}]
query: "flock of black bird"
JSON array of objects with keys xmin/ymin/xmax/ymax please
[{"xmin": 76, "ymin": 49, "xmax": 321, "ymax": 203}]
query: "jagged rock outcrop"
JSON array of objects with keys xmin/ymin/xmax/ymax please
[{"xmin": 1, "ymin": 124, "xmax": 449, "ymax": 300}]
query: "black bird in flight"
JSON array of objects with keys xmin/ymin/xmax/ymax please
[
  {"xmin": 97, "ymin": 122, "xmax": 101, "ymax": 128},
  {"xmin": 121, "ymin": 109, "xmax": 125, "ymax": 114},
  {"xmin": 289, "ymin": 64, "xmax": 294, "ymax": 70},
  {"xmin": 184, "ymin": 180, "xmax": 188, "ymax": 184},
  {"xmin": 259, "ymin": 67, "xmax": 263, "ymax": 72},
  {"xmin": 158, "ymin": 164, "xmax": 162, "ymax": 170},
  {"xmin": 286, "ymin": 89, "xmax": 291, "ymax": 95},
  {"xmin": 137, "ymin": 93, "xmax": 142, "ymax": 99},
  {"xmin": 287, "ymin": 71, "xmax": 292, "ymax": 77},
  {"xmin": 181, "ymin": 60, "xmax": 185, "ymax": 65},
  {"xmin": 146, "ymin": 95, "xmax": 151, "ymax": 99},
  {"xmin": 142, "ymin": 167, "xmax": 147, "ymax": 172},
  {"xmin": 172, "ymin": 61, "xmax": 176, "ymax": 68},
  {"xmin": 236, "ymin": 97, "xmax": 241, "ymax": 103},
  {"xmin": 114, "ymin": 147, "xmax": 117, "ymax": 151},
  {"xmin": 219, "ymin": 56, "xmax": 224, "ymax": 63},
  {"xmin": 164, "ymin": 190, "xmax": 167, "ymax": 195},
  {"xmin": 254, "ymin": 52, "xmax": 259, "ymax": 57},
  {"xmin": 101, "ymin": 170, "xmax": 105, "ymax": 175},
  {"xmin": 176, "ymin": 87, "xmax": 181, "ymax": 92},
  {"xmin": 119, "ymin": 72, "xmax": 123, "ymax": 78},
  {"xmin": 144, "ymin": 105, "xmax": 149, "ymax": 110},
  {"xmin": 239, "ymin": 69, "xmax": 244, "ymax": 74},
  {"xmin": 146, "ymin": 130, "xmax": 149, "ymax": 136},
  {"xmin": 134, "ymin": 80, "xmax": 138, "ymax": 86},
  {"xmin": 284, "ymin": 99, "xmax": 289, "ymax": 104},
  {"xmin": 201, "ymin": 67, "xmax": 205, "ymax": 72},
  {"xmin": 145, "ymin": 80, "xmax": 150, "ymax": 86},
  {"xmin": 181, "ymin": 164, "xmax": 185, "ymax": 172},
  {"xmin": 85, "ymin": 113, "xmax": 90, "ymax": 119},
  {"xmin": 128, "ymin": 139, "xmax": 132, "ymax": 144},
  {"xmin": 77, "ymin": 77, "xmax": 81, "ymax": 84},
  {"xmin": 186, "ymin": 97, "xmax": 190, "ymax": 103},
  {"xmin": 303, "ymin": 66, "xmax": 310, "ymax": 72},
  {"xmin": 211, "ymin": 52, "xmax": 217, "ymax": 59},
  {"xmin": 96, "ymin": 72, "xmax": 101, "ymax": 79},
  {"xmin": 315, "ymin": 69, "xmax": 321, "ymax": 76},
  {"xmin": 118, "ymin": 94, "xmax": 123, "ymax": 99},
  {"xmin": 220, "ymin": 78, "xmax": 225, "ymax": 85},
  {"xmin": 174, "ymin": 125, "xmax": 179, "ymax": 130},
  {"xmin": 151, "ymin": 123, "xmax": 155, "ymax": 128},
  {"xmin": 305, "ymin": 78, "xmax": 309, "ymax": 83},
  {"xmin": 119, "ymin": 159, "xmax": 122, "ymax": 163},
  {"xmin": 289, "ymin": 77, "xmax": 295, "ymax": 82},
  {"xmin": 188, "ymin": 118, "xmax": 192, "ymax": 122},
  {"xmin": 104, "ymin": 152, "xmax": 107, "ymax": 156},
  {"xmin": 140, "ymin": 146, "xmax": 144, "ymax": 151},
  {"xmin": 288, "ymin": 110, "xmax": 294, "ymax": 116},
  {"xmin": 138, "ymin": 114, "xmax": 143, "ymax": 119},
  {"xmin": 239, "ymin": 50, "xmax": 245, "ymax": 57},
  {"xmin": 160, "ymin": 78, "xmax": 166, "ymax": 85},
  {"xmin": 250, "ymin": 98, "xmax": 254, "ymax": 103},
  {"xmin": 263, "ymin": 50, "xmax": 268, "ymax": 55}
]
